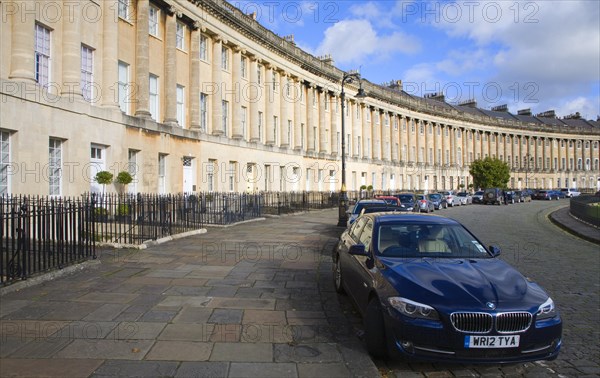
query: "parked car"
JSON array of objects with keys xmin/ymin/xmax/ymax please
[
  {"xmin": 513, "ymin": 190, "xmax": 532, "ymax": 203},
  {"xmin": 427, "ymin": 193, "xmax": 448, "ymax": 210},
  {"xmin": 440, "ymin": 190, "xmax": 460, "ymax": 207},
  {"xmin": 456, "ymin": 192, "xmax": 473, "ymax": 205},
  {"xmin": 553, "ymin": 190, "xmax": 566, "ymax": 199},
  {"xmin": 347, "ymin": 199, "xmax": 387, "ymax": 226},
  {"xmin": 483, "ymin": 188, "xmax": 505, "ymax": 205},
  {"xmin": 534, "ymin": 190, "xmax": 559, "ymax": 201},
  {"xmin": 333, "ymin": 212, "xmax": 562, "ymax": 363},
  {"xmin": 415, "ymin": 194, "xmax": 435, "ymax": 213},
  {"xmin": 393, "ymin": 193, "xmax": 419, "ymax": 212},
  {"xmin": 472, "ymin": 191, "xmax": 485, "ymax": 204},
  {"xmin": 560, "ymin": 188, "xmax": 581, "ymax": 198},
  {"xmin": 375, "ymin": 195, "xmax": 402, "ymax": 206},
  {"xmin": 504, "ymin": 190, "xmax": 517, "ymax": 204}
]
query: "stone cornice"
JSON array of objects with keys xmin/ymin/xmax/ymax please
[{"xmin": 187, "ymin": 0, "xmax": 599, "ymax": 138}]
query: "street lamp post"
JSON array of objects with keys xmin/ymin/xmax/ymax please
[{"xmin": 337, "ymin": 71, "xmax": 367, "ymax": 227}]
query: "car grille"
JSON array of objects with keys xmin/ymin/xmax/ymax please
[
  {"xmin": 451, "ymin": 312, "xmax": 493, "ymax": 333},
  {"xmin": 451, "ymin": 312, "xmax": 532, "ymax": 334},
  {"xmin": 496, "ymin": 312, "xmax": 532, "ymax": 333}
]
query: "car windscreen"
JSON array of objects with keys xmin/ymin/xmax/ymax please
[
  {"xmin": 428, "ymin": 194, "xmax": 441, "ymax": 200},
  {"xmin": 353, "ymin": 202, "xmax": 384, "ymax": 213},
  {"xmin": 376, "ymin": 222, "xmax": 491, "ymax": 259},
  {"xmin": 397, "ymin": 195, "xmax": 415, "ymax": 202}
]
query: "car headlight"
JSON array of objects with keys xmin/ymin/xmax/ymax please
[
  {"xmin": 388, "ymin": 297, "xmax": 439, "ymax": 320},
  {"xmin": 536, "ymin": 297, "xmax": 557, "ymax": 320}
]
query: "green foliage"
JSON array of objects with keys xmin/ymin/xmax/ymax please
[
  {"xmin": 367, "ymin": 185, "xmax": 373, "ymax": 191},
  {"xmin": 116, "ymin": 204, "xmax": 130, "ymax": 216},
  {"xmin": 94, "ymin": 171, "xmax": 114, "ymax": 185},
  {"xmin": 360, "ymin": 185, "xmax": 367, "ymax": 190},
  {"xmin": 116, "ymin": 171, "xmax": 133, "ymax": 185},
  {"xmin": 94, "ymin": 207, "xmax": 108, "ymax": 216},
  {"xmin": 469, "ymin": 157, "xmax": 510, "ymax": 189}
]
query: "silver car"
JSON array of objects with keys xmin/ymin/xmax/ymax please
[
  {"xmin": 457, "ymin": 192, "xmax": 473, "ymax": 205},
  {"xmin": 415, "ymin": 194, "xmax": 435, "ymax": 213}
]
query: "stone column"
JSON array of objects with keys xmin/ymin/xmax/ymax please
[
  {"xmin": 211, "ymin": 35, "xmax": 223, "ymax": 135},
  {"xmin": 330, "ymin": 92, "xmax": 338, "ymax": 155},
  {"xmin": 280, "ymin": 71, "xmax": 289, "ymax": 146},
  {"xmin": 382, "ymin": 112, "xmax": 391, "ymax": 161},
  {"xmin": 9, "ymin": 1, "xmax": 36, "ymax": 82},
  {"xmin": 189, "ymin": 22, "xmax": 201, "ymax": 129},
  {"xmin": 101, "ymin": 0, "xmax": 119, "ymax": 107},
  {"xmin": 61, "ymin": 0, "xmax": 82, "ymax": 98},
  {"xmin": 163, "ymin": 8, "xmax": 178, "ymax": 125},
  {"xmin": 391, "ymin": 114, "xmax": 399, "ymax": 162},
  {"xmin": 319, "ymin": 89, "xmax": 328, "ymax": 153},
  {"xmin": 231, "ymin": 46, "xmax": 243, "ymax": 139},
  {"xmin": 362, "ymin": 105, "xmax": 369, "ymax": 158},
  {"xmin": 264, "ymin": 64, "xmax": 274, "ymax": 144},
  {"xmin": 373, "ymin": 110, "xmax": 381, "ymax": 160},
  {"xmin": 249, "ymin": 57, "xmax": 259, "ymax": 142},
  {"xmin": 135, "ymin": 0, "xmax": 151, "ymax": 118}
]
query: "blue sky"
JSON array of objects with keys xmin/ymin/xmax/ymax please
[{"xmin": 230, "ymin": 0, "xmax": 600, "ymax": 120}]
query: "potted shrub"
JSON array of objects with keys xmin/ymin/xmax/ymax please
[
  {"xmin": 115, "ymin": 204, "xmax": 131, "ymax": 223},
  {"xmin": 116, "ymin": 171, "xmax": 133, "ymax": 194},
  {"xmin": 93, "ymin": 206, "xmax": 109, "ymax": 222},
  {"xmin": 94, "ymin": 170, "xmax": 113, "ymax": 195}
]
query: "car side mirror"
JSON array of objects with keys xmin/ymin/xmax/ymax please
[
  {"xmin": 489, "ymin": 245, "xmax": 501, "ymax": 257},
  {"xmin": 349, "ymin": 244, "xmax": 369, "ymax": 256}
]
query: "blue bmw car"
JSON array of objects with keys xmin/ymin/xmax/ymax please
[{"xmin": 333, "ymin": 213, "xmax": 562, "ymax": 363}]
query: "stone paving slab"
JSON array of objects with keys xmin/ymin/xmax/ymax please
[
  {"xmin": 228, "ymin": 362, "xmax": 297, "ymax": 378},
  {"xmin": 89, "ymin": 360, "xmax": 179, "ymax": 377},
  {"xmin": 0, "ymin": 358, "xmax": 104, "ymax": 378},
  {"xmin": 210, "ymin": 342, "xmax": 273, "ymax": 362},
  {"xmin": 54, "ymin": 339, "xmax": 154, "ymax": 360},
  {"xmin": 144, "ymin": 340, "xmax": 213, "ymax": 361}
]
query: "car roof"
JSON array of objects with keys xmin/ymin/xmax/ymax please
[
  {"xmin": 356, "ymin": 199, "xmax": 386, "ymax": 203},
  {"xmin": 367, "ymin": 212, "xmax": 460, "ymax": 225}
]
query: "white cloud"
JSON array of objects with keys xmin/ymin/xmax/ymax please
[{"xmin": 316, "ymin": 19, "xmax": 420, "ymax": 65}]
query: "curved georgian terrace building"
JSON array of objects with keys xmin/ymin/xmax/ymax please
[{"xmin": 1, "ymin": 0, "xmax": 599, "ymax": 196}]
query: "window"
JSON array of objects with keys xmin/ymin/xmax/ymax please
[
  {"xmin": 0, "ymin": 131, "xmax": 10, "ymax": 194},
  {"xmin": 273, "ymin": 116, "xmax": 278, "ymax": 144},
  {"xmin": 176, "ymin": 85, "xmax": 185, "ymax": 126},
  {"xmin": 258, "ymin": 111, "xmax": 263, "ymax": 141},
  {"xmin": 127, "ymin": 149, "xmax": 138, "ymax": 194},
  {"xmin": 366, "ymin": 110, "xmax": 370, "ymax": 121},
  {"xmin": 118, "ymin": 61, "xmax": 130, "ymax": 114},
  {"xmin": 176, "ymin": 22, "xmax": 185, "ymax": 50},
  {"xmin": 158, "ymin": 154, "xmax": 167, "ymax": 194},
  {"xmin": 207, "ymin": 159, "xmax": 216, "ymax": 191},
  {"xmin": 420, "ymin": 125, "xmax": 424, "ymax": 134},
  {"xmin": 149, "ymin": 6, "xmax": 159, "ymax": 37},
  {"xmin": 241, "ymin": 106, "xmax": 247, "ymax": 138},
  {"xmin": 228, "ymin": 161, "xmax": 236, "ymax": 191},
  {"xmin": 257, "ymin": 65, "xmax": 262, "ymax": 84},
  {"xmin": 35, "ymin": 24, "xmax": 51, "ymax": 87},
  {"xmin": 149, "ymin": 74, "xmax": 159, "ymax": 120},
  {"xmin": 577, "ymin": 158, "xmax": 582, "ymax": 170},
  {"xmin": 118, "ymin": 0, "xmax": 130, "ymax": 20},
  {"xmin": 49, "ymin": 138, "xmax": 62, "ymax": 196},
  {"xmin": 287, "ymin": 120, "xmax": 292, "ymax": 145},
  {"xmin": 241, "ymin": 56, "xmax": 247, "ymax": 78},
  {"xmin": 81, "ymin": 45, "xmax": 94, "ymax": 101},
  {"xmin": 199, "ymin": 35, "xmax": 208, "ymax": 60},
  {"xmin": 394, "ymin": 119, "xmax": 398, "ymax": 130},
  {"xmin": 200, "ymin": 92, "xmax": 207, "ymax": 131},
  {"xmin": 222, "ymin": 100, "xmax": 229, "ymax": 136},
  {"xmin": 272, "ymin": 71, "xmax": 277, "ymax": 91},
  {"xmin": 221, "ymin": 46, "xmax": 229, "ymax": 70}
]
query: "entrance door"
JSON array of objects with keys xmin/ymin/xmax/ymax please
[{"xmin": 183, "ymin": 157, "xmax": 194, "ymax": 193}]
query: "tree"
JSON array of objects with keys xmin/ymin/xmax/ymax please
[
  {"xmin": 469, "ymin": 157, "xmax": 510, "ymax": 189},
  {"xmin": 94, "ymin": 170, "xmax": 113, "ymax": 195},
  {"xmin": 115, "ymin": 171, "xmax": 133, "ymax": 194}
]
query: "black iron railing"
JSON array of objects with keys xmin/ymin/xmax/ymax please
[
  {"xmin": 570, "ymin": 195, "xmax": 600, "ymax": 227},
  {"xmin": 1, "ymin": 195, "xmax": 96, "ymax": 286}
]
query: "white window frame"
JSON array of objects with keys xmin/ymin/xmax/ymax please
[
  {"xmin": 118, "ymin": 61, "xmax": 130, "ymax": 114},
  {"xmin": 81, "ymin": 44, "xmax": 94, "ymax": 102},
  {"xmin": 221, "ymin": 46, "xmax": 229, "ymax": 70},
  {"xmin": 241, "ymin": 56, "xmax": 247, "ymax": 78},
  {"xmin": 127, "ymin": 149, "xmax": 138, "ymax": 194},
  {"xmin": 199, "ymin": 34, "xmax": 208, "ymax": 60},
  {"xmin": 118, "ymin": 0, "xmax": 130, "ymax": 20},
  {"xmin": 35, "ymin": 23, "xmax": 51, "ymax": 87},
  {"xmin": 222, "ymin": 100, "xmax": 229, "ymax": 136},
  {"xmin": 158, "ymin": 153, "xmax": 167, "ymax": 194},
  {"xmin": 49, "ymin": 138, "xmax": 62, "ymax": 196},
  {"xmin": 241, "ymin": 106, "xmax": 247, "ymax": 139},
  {"xmin": 149, "ymin": 74, "xmax": 159, "ymax": 121},
  {"xmin": 176, "ymin": 85, "xmax": 185, "ymax": 126},
  {"xmin": 0, "ymin": 131, "xmax": 11, "ymax": 195},
  {"xmin": 149, "ymin": 6, "xmax": 159, "ymax": 37},
  {"xmin": 176, "ymin": 21, "xmax": 185, "ymax": 50},
  {"xmin": 200, "ymin": 92, "xmax": 207, "ymax": 131}
]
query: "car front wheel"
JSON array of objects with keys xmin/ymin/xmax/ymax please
[
  {"xmin": 333, "ymin": 255, "xmax": 346, "ymax": 294},
  {"xmin": 365, "ymin": 298, "xmax": 388, "ymax": 358}
]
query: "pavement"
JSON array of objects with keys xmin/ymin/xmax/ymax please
[
  {"xmin": 0, "ymin": 209, "xmax": 380, "ymax": 378},
  {"xmin": 549, "ymin": 205, "xmax": 600, "ymax": 244},
  {"xmin": 0, "ymin": 205, "xmax": 597, "ymax": 378}
]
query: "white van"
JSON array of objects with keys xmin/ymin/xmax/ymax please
[{"xmin": 560, "ymin": 188, "xmax": 581, "ymax": 197}]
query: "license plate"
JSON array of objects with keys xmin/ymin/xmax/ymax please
[{"xmin": 465, "ymin": 335, "xmax": 520, "ymax": 348}]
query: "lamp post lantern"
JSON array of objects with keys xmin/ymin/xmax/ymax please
[{"xmin": 337, "ymin": 71, "xmax": 367, "ymax": 227}]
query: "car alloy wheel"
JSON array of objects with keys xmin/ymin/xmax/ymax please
[
  {"xmin": 333, "ymin": 256, "xmax": 346, "ymax": 294},
  {"xmin": 365, "ymin": 298, "xmax": 388, "ymax": 358}
]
